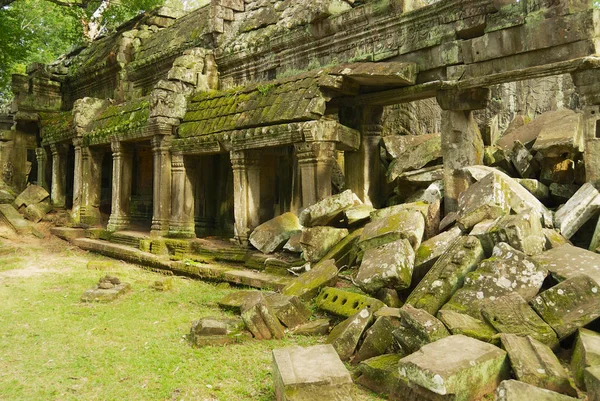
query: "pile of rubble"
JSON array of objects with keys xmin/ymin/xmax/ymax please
[
  {"xmin": 0, "ymin": 184, "xmax": 53, "ymax": 236},
  {"xmin": 191, "ymin": 109, "xmax": 600, "ymax": 400}
]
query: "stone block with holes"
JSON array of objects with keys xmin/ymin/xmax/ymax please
[{"xmin": 316, "ymin": 287, "xmax": 386, "ymax": 317}]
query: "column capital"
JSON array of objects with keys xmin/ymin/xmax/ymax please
[
  {"xmin": 230, "ymin": 150, "xmax": 261, "ymax": 170},
  {"xmin": 361, "ymin": 124, "xmax": 383, "ymax": 137},
  {"xmin": 35, "ymin": 147, "xmax": 47, "ymax": 160},
  {"xmin": 294, "ymin": 141, "xmax": 336, "ymax": 163},
  {"xmin": 72, "ymin": 137, "xmax": 84, "ymax": 148},
  {"xmin": 151, "ymin": 134, "xmax": 172, "ymax": 151},
  {"xmin": 171, "ymin": 152, "xmax": 185, "ymax": 170},
  {"xmin": 436, "ymin": 87, "xmax": 490, "ymax": 111},
  {"xmin": 49, "ymin": 143, "xmax": 69, "ymax": 155}
]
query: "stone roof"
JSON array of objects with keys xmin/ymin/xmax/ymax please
[
  {"xmin": 39, "ymin": 112, "xmax": 74, "ymax": 145},
  {"xmin": 84, "ymin": 97, "xmax": 150, "ymax": 145},
  {"xmin": 178, "ymin": 70, "xmax": 330, "ymax": 138}
]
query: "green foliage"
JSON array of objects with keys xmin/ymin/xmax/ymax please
[{"xmin": 257, "ymin": 83, "xmax": 275, "ymax": 96}]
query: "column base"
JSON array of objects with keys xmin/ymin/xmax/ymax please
[
  {"xmin": 80, "ymin": 208, "xmax": 103, "ymax": 226},
  {"xmin": 151, "ymin": 218, "xmax": 170, "ymax": 238},
  {"xmin": 107, "ymin": 214, "xmax": 130, "ymax": 232},
  {"xmin": 167, "ymin": 221, "xmax": 196, "ymax": 239}
]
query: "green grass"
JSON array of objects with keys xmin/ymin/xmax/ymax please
[{"xmin": 0, "ymin": 229, "xmax": 381, "ymax": 401}]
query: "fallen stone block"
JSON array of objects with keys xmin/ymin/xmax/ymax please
[
  {"xmin": 531, "ymin": 274, "xmax": 600, "ymax": 340},
  {"xmin": 240, "ymin": 292, "xmax": 285, "ymax": 340},
  {"xmin": 511, "ymin": 140, "xmax": 540, "ymax": 179},
  {"xmin": 273, "ymin": 344, "xmax": 354, "ymax": 401},
  {"xmin": 413, "ymin": 226, "xmax": 463, "ymax": 284},
  {"xmin": 218, "ymin": 290, "xmax": 267, "ymax": 312},
  {"xmin": 354, "ymin": 316, "xmax": 401, "ymax": 363},
  {"xmin": 543, "ymin": 228, "xmax": 570, "ymax": 249},
  {"xmin": 437, "ymin": 309, "xmax": 498, "ymax": 344},
  {"xmin": 264, "ymin": 293, "xmax": 312, "ymax": 329},
  {"xmin": 355, "ymin": 238, "xmax": 415, "ymax": 294},
  {"xmin": 81, "ymin": 275, "xmax": 131, "ymax": 303},
  {"xmin": 249, "ymin": 212, "xmax": 301, "ymax": 254},
  {"xmin": 517, "ymin": 178, "xmax": 550, "ymax": 202},
  {"xmin": 372, "ymin": 201, "xmax": 436, "ymax": 240},
  {"xmin": 534, "ymin": 243, "xmax": 600, "ymax": 284},
  {"xmin": 298, "ymin": 189, "xmax": 360, "ymax": 227},
  {"xmin": 282, "ymin": 258, "xmax": 338, "ymax": 300},
  {"xmin": 500, "ymin": 334, "xmax": 576, "ymax": 396},
  {"xmin": 343, "ymin": 204, "xmax": 373, "ymax": 226},
  {"xmin": 316, "ymin": 287, "xmax": 385, "ymax": 318},
  {"xmin": 300, "ymin": 226, "xmax": 349, "ymax": 262},
  {"xmin": 23, "ymin": 201, "xmax": 52, "ymax": 223},
  {"xmin": 481, "ymin": 292, "xmax": 559, "ymax": 348},
  {"xmin": 484, "ymin": 145, "xmax": 515, "ymax": 176},
  {"xmin": 0, "ymin": 188, "xmax": 15, "ymax": 204},
  {"xmin": 189, "ymin": 317, "xmax": 251, "ymax": 347},
  {"xmin": 289, "ymin": 318, "xmax": 331, "ymax": 336},
  {"xmin": 397, "ymin": 335, "xmax": 509, "ymax": 401},
  {"xmin": 532, "ymin": 109, "xmax": 584, "ymax": 158},
  {"xmin": 356, "ymin": 354, "xmax": 402, "ymax": 397},
  {"xmin": 443, "ymin": 243, "xmax": 547, "ymax": 318},
  {"xmin": 326, "ymin": 308, "xmax": 373, "ymax": 361},
  {"xmin": 478, "ymin": 211, "xmax": 546, "ymax": 256},
  {"xmin": 586, "ymin": 365, "xmax": 600, "ymax": 401},
  {"xmin": 495, "ymin": 380, "xmax": 578, "ymax": 401},
  {"xmin": 397, "ymin": 165, "xmax": 443, "ymax": 184},
  {"xmin": 317, "ymin": 228, "xmax": 363, "ymax": 268},
  {"xmin": 358, "ymin": 209, "xmax": 425, "ymax": 252},
  {"xmin": 376, "ymin": 288, "xmax": 402, "ymax": 308},
  {"xmin": 456, "ymin": 172, "xmax": 510, "ymax": 230},
  {"xmin": 571, "ymin": 328, "xmax": 600, "ymax": 389},
  {"xmin": 283, "ymin": 231, "xmax": 302, "ymax": 253},
  {"xmin": 406, "ymin": 236, "xmax": 484, "ymax": 315},
  {"xmin": 12, "ymin": 184, "xmax": 49, "ymax": 209},
  {"xmin": 554, "ymin": 182, "xmax": 600, "ymax": 239},
  {"xmin": 550, "ymin": 183, "xmax": 579, "ymax": 205},
  {"xmin": 392, "ymin": 304, "xmax": 449, "ymax": 355},
  {"xmin": 384, "ymin": 133, "xmax": 441, "ymax": 182},
  {"xmin": 0, "ymin": 204, "xmax": 32, "ymax": 235}
]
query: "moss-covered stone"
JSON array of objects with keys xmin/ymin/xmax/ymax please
[
  {"xmin": 393, "ymin": 304, "xmax": 450, "ymax": 355},
  {"xmin": 326, "ymin": 308, "xmax": 373, "ymax": 361},
  {"xmin": 358, "ymin": 209, "xmax": 425, "ymax": 252},
  {"xmin": 354, "ymin": 316, "xmax": 401, "ymax": 364},
  {"xmin": 356, "ymin": 354, "xmax": 403, "ymax": 396},
  {"xmin": 571, "ymin": 328, "xmax": 600, "ymax": 389},
  {"xmin": 437, "ymin": 309, "xmax": 498, "ymax": 344},
  {"xmin": 282, "ymin": 258, "xmax": 338, "ymax": 300},
  {"xmin": 316, "ymin": 287, "xmax": 385, "ymax": 318},
  {"xmin": 300, "ymin": 226, "xmax": 349, "ymax": 263}
]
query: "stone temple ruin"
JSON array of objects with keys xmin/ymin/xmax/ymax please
[{"xmin": 4, "ymin": 0, "xmax": 600, "ymax": 399}]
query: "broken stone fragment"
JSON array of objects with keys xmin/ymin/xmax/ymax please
[
  {"xmin": 355, "ymin": 238, "xmax": 415, "ymax": 294},
  {"xmin": 443, "ymin": 243, "xmax": 547, "ymax": 319},
  {"xmin": 217, "ymin": 290, "xmax": 268, "ymax": 313},
  {"xmin": 517, "ymin": 178, "xmax": 550, "ymax": 202},
  {"xmin": 500, "ymin": 334, "xmax": 576, "ymax": 396},
  {"xmin": 554, "ymin": 182, "xmax": 600, "ymax": 239},
  {"xmin": 531, "ymin": 274, "xmax": 600, "ymax": 340},
  {"xmin": 81, "ymin": 277, "xmax": 131, "ymax": 303},
  {"xmin": 437, "ymin": 310, "xmax": 498, "ymax": 344},
  {"xmin": 406, "ymin": 236, "xmax": 484, "ymax": 315},
  {"xmin": 356, "ymin": 354, "xmax": 403, "ymax": 397},
  {"xmin": 495, "ymin": 380, "xmax": 578, "ymax": 401},
  {"xmin": 0, "ymin": 204, "xmax": 32, "ymax": 235},
  {"xmin": 354, "ymin": 316, "xmax": 401, "ymax": 364},
  {"xmin": 240, "ymin": 292, "xmax": 285, "ymax": 340},
  {"xmin": 397, "ymin": 335, "xmax": 509, "ymax": 401},
  {"xmin": 263, "ymin": 293, "xmax": 311, "ymax": 329},
  {"xmin": 358, "ymin": 209, "xmax": 424, "ymax": 252},
  {"xmin": 478, "ymin": 211, "xmax": 546, "ymax": 256},
  {"xmin": 376, "ymin": 288, "xmax": 402, "ymax": 308},
  {"xmin": 532, "ymin": 109, "xmax": 584, "ymax": 158},
  {"xmin": 272, "ymin": 344, "xmax": 354, "ymax": 401},
  {"xmin": 510, "ymin": 140, "xmax": 540, "ymax": 179},
  {"xmin": 249, "ymin": 212, "xmax": 301, "ymax": 254},
  {"xmin": 326, "ymin": 308, "xmax": 373, "ymax": 361},
  {"xmin": 543, "ymin": 228, "xmax": 570, "ymax": 249},
  {"xmin": 23, "ymin": 201, "xmax": 52, "ymax": 223},
  {"xmin": 550, "ymin": 183, "xmax": 579, "ymax": 205},
  {"xmin": 317, "ymin": 228, "xmax": 363, "ymax": 268},
  {"xmin": 189, "ymin": 317, "xmax": 250, "ymax": 347},
  {"xmin": 289, "ymin": 318, "xmax": 331, "ymax": 336},
  {"xmin": 12, "ymin": 185, "xmax": 50, "ymax": 210},
  {"xmin": 456, "ymin": 172, "xmax": 510, "ymax": 230},
  {"xmin": 571, "ymin": 328, "xmax": 600, "ymax": 389},
  {"xmin": 533, "ymin": 243, "xmax": 600, "ymax": 284},
  {"xmin": 384, "ymin": 133, "xmax": 441, "ymax": 182},
  {"xmin": 343, "ymin": 204, "xmax": 373, "ymax": 227},
  {"xmin": 315, "ymin": 287, "xmax": 385, "ymax": 317},
  {"xmin": 392, "ymin": 304, "xmax": 449, "ymax": 355},
  {"xmin": 413, "ymin": 226, "xmax": 463, "ymax": 287},
  {"xmin": 481, "ymin": 292, "xmax": 559, "ymax": 349},
  {"xmin": 298, "ymin": 189, "xmax": 360, "ymax": 227},
  {"xmin": 283, "ymin": 231, "xmax": 302, "ymax": 253},
  {"xmin": 397, "ymin": 165, "xmax": 443, "ymax": 184},
  {"xmin": 300, "ymin": 226, "xmax": 349, "ymax": 262},
  {"xmin": 586, "ymin": 365, "xmax": 600, "ymax": 401},
  {"xmin": 282, "ymin": 258, "xmax": 338, "ymax": 300}
]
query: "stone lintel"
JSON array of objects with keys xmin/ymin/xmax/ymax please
[
  {"xmin": 329, "ymin": 62, "xmax": 418, "ymax": 87},
  {"xmin": 436, "ymin": 88, "xmax": 491, "ymax": 111}
]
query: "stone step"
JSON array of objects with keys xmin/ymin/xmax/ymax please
[
  {"xmin": 72, "ymin": 238, "xmax": 171, "ymax": 270},
  {"xmin": 50, "ymin": 227, "xmax": 86, "ymax": 242},
  {"xmin": 109, "ymin": 231, "xmax": 149, "ymax": 249}
]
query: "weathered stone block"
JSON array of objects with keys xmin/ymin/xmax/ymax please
[
  {"xmin": 500, "ymin": 334, "xmax": 576, "ymax": 396},
  {"xmin": 289, "ymin": 318, "xmax": 331, "ymax": 336},
  {"xmin": 81, "ymin": 276, "xmax": 131, "ymax": 303},
  {"xmin": 376, "ymin": 288, "xmax": 402, "ymax": 308},
  {"xmin": 479, "ymin": 211, "xmax": 546, "ymax": 256},
  {"xmin": 315, "ymin": 287, "xmax": 385, "ymax": 317},
  {"xmin": 554, "ymin": 182, "xmax": 600, "ymax": 239},
  {"xmin": 533, "ymin": 110, "xmax": 584, "ymax": 158},
  {"xmin": 511, "ymin": 140, "xmax": 540, "ymax": 179},
  {"xmin": 384, "ymin": 134, "xmax": 441, "ymax": 181},
  {"xmin": 23, "ymin": 201, "xmax": 52, "ymax": 223},
  {"xmin": 326, "ymin": 308, "xmax": 373, "ymax": 361},
  {"xmin": 531, "ymin": 274, "xmax": 600, "ymax": 340},
  {"xmin": 355, "ymin": 238, "xmax": 415, "ymax": 294},
  {"xmin": 0, "ymin": 204, "xmax": 31, "ymax": 235},
  {"xmin": 189, "ymin": 316, "xmax": 250, "ymax": 347},
  {"xmin": 13, "ymin": 184, "xmax": 49, "ymax": 209},
  {"xmin": 437, "ymin": 309, "xmax": 497, "ymax": 344},
  {"xmin": 586, "ymin": 365, "xmax": 600, "ymax": 401},
  {"xmin": 240, "ymin": 292, "xmax": 285, "ymax": 340},
  {"xmin": 393, "ymin": 304, "xmax": 449, "ymax": 355},
  {"xmin": 543, "ymin": 228, "xmax": 570, "ymax": 249},
  {"xmin": 406, "ymin": 236, "xmax": 484, "ymax": 315},
  {"xmin": 571, "ymin": 328, "xmax": 600, "ymax": 389},
  {"xmin": 550, "ymin": 183, "xmax": 579, "ymax": 205},
  {"xmin": 249, "ymin": 212, "xmax": 301, "ymax": 254},
  {"xmin": 372, "ymin": 201, "xmax": 436, "ymax": 241},
  {"xmin": 354, "ymin": 316, "xmax": 401, "ymax": 363},
  {"xmin": 517, "ymin": 178, "xmax": 550, "ymax": 202},
  {"xmin": 358, "ymin": 209, "xmax": 425, "ymax": 252},
  {"xmin": 317, "ymin": 228, "xmax": 363, "ymax": 268},
  {"xmin": 481, "ymin": 292, "xmax": 559, "ymax": 348},
  {"xmin": 413, "ymin": 226, "xmax": 463, "ymax": 284},
  {"xmin": 299, "ymin": 189, "xmax": 360, "ymax": 227},
  {"xmin": 495, "ymin": 380, "xmax": 578, "ymax": 401},
  {"xmin": 265, "ymin": 293, "xmax": 312, "ymax": 329},
  {"xmin": 272, "ymin": 344, "xmax": 354, "ymax": 401},
  {"xmin": 282, "ymin": 258, "xmax": 338, "ymax": 300},
  {"xmin": 356, "ymin": 354, "xmax": 402, "ymax": 397},
  {"xmin": 343, "ymin": 204, "xmax": 373, "ymax": 226},
  {"xmin": 456, "ymin": 172, "xmax": 510, "ymax": 230},
  {"xmin": 397, "ymin": 335, "xmax": 509, "ymax": 401},
  {"xmin": 300, "ymin": 227, "xmax": 349, "ymax": 262}
]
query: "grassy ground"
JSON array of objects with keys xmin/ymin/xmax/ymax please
[{"xmin": 0, "ymin": 223, "xmax": 381, "ymax": 401}]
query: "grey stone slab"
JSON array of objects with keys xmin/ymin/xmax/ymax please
[
  {"xmin": 495, "ymin": 380, "xmax": 578, "ymax": 401},
  {"xmin": 356, "ymin": 238, "xmax": 415, "ymax": 293},
  {"xmin": 412, "ymin": 226, "xmax": 463, "ymax": 286},
  {"xmin": 456, "ymin": 172, "xmax": 511, "ymax": 230},
  {"xmin": 358, "ymin": 209, "xmax": 424, "ymax": 252},
  {"xmin": 300, "ymin": 227, "xmax": 349, "ymax": 262},
  {"xmin": 282, "ymin": 258, "xmax": 338, "ymax": 301},
  {"xmin": 571, "ymin": 328, "xmax": 600, "ymax": 389},
  {"xmin": 393, "ymin": 304, "xmax": 449, "ymax": 355},
  {"xmin": 437, "ymin": 309, "xmax": 498, "ymax": 344},
  {"xmin": 13, "ymin": 184, "xmax": 49, "ymax": 209},
  {"xmin": 299, "ymin": 189, "xmax": 361, "ymax": 227},
  {"xmin": 533, "ymin": 243, "xmax": 600, "ymax": 284},
  {"xmin": 554, "ymin": 182, "xmax": 600, "ymax": 239},
  {"xmin": 249, "ymin": 212, "xmax": 301, "ymax": 254},
  {"xmin": 326, "ymin": 308, "xmax": 373, "ymax": 361},
  {"xmin": 354, "ymin": 316, "xmax": 401, "ymax": 363}
]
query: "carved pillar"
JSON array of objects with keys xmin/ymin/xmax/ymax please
[
  {"xmin": 436, "ymin": 88, "xmax": 489, "ymax": 214},
  {"xmin": 50, "ymin": 143, "xmax": 68, "ymax": 208},
  {"xmin": 80, "ymin": 146, "xmax": 103, "ymax": 226},
  {"xmin": 295, "ymin": 141, "xmax": 336, "ymax": 209},
  {"xmin": 168, "ymin": 152, "xmax": 195, "ymax": 238},
  {"xmin": 231, "ymin": 150, "xmax": 261, "ymax": 246},
  {"xmin": 151, "ymin": 135, "xmax": 172, "ymax": 237},
  {"xmin": 71, "ymin": 138, "xmax": 83, "ymax": 222},
  {"xmin": 107, "ymin": 140, "xmax": 133, "ymax": 232},
  {"xmin": 35, "ymin": 147, "xmax": 48, "ymax": 191}
]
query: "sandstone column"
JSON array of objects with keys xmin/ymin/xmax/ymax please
[
  {"xmin": 35, "ymin": 147, "xmax": 48, "ymax": 191},
  {"xmin": 150, "ymin": 135, "xmax": 172, "ymax": 237},
  {"xmin": 436, "ymin": 88, "xmax": 489, "ymax": 213},
  {"xmin": 80, "ymin": 146, "xmax": 103, "ymax": 226},
  {"xmin": 295, "ymin": 141, "xmax": 336, "ymax": 209},
  {"xmin": 70, "ymin": 138, "xmax": 83, "ymax": 222},
  {"xmin": 345, "ymin": 106, "xmax": 384, "ymax": 208},
  {"xmin": 107, "ymin": 140, "xmax": 133, "ymax": 232},
  {"xmin": 168, "ymin": 152, "xmax": 195, "ymax": 238},
  {"xmin": 231, "ymin": 150, "xmax": 261, "ymax": 246},
  {"xmin": 571, "ymin": 69, "xmax": 600, "ymax": 182},
  {"xmin": 50, "ymin": 143, "xmax": 68, "ymax": 209}
]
